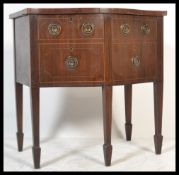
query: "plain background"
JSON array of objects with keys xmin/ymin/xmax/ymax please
[{"xmin": 4, "ymin": 4, "xmax": 175, "ymax": 142}]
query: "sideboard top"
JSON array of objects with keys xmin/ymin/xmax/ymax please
[{"xmin": 9, "ymin": 8, "xmax": 167, "ymax": 19}]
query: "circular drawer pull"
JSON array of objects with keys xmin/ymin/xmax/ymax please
[
  {"xmin": 65, "ymin": 56, "xmax": 78, "ymax": 69},
  {"xmin": 120, "ymin": 23, "xmax": 130, "ymax": 36},
  {"xmin": 48, "ymin": 24, "xmax": 61, "ymax": 36},
  {"xmin": 141, "ymin": 24, "xmax": 150, "ymax": 35},
  {"xmin": 81, "ymin": 23, "xmax": 95, "ymax": 35},
  {"xmin": 131, "ymin": 56, "xmax": 140, "ymax": 66}
]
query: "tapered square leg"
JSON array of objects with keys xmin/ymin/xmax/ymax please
[
  {"xmin": 30, "ymin": 87, "xmax": 41, "ymax": 169},
  {"xmin": 153, "ymin": 81, "xmax": 163, "ymax": 154},
  {"xmin": 102, "ymin": 86, "xmax": 113, "ymax": 166},
  {"xmin": 32, "ymin": 146, "xmax": 41, "ymax": 169},
  {"xmin": 124, "ymin": 84, "xmax": 132, "ymax": 141},
  {"xmin": 15, "ymin": 82, "xmax": 24, "ymax": 152}
]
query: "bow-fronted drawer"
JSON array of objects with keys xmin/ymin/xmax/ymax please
[
  {"xmin": 38, "ymin": 14, "xmax": 104, "ymax": 40},
  {"xmin": 39, "ymin": 43, "xmax": 104, "ymax": 83}
]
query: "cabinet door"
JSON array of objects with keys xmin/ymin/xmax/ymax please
[
  {"xmin": 39, "ymin": 43, "xmax": 104, "ymax": 83},
  {"xmin": 112, "ymin": 43, "xmax": 157, "ymax": 82}
]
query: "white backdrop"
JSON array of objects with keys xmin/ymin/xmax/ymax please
[{"xmin": 4, "ymin": 4, "xmax": 175, "ymax": 140}]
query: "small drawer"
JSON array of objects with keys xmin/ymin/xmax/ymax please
[
  {"xmin": 112, "ymin": 43, "xmax": 157, "ymax": 82},
  {"xmin": 111, "ymin": 15, "xmax": 136, "ymax": 41},
  {"xmin": 111, "ymin": 15, "xmax": 157, "ymax": 42},
  {"xmin": 38, "ymin": 14, "xmax": 104, "ymax": 40},
  {"xmin": 39, "ymin": 43, "xmax": 104, "ymax": 83}
]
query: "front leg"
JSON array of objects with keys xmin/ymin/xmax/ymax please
[
  {"xmin": 102, "ymin": 85, "xmax": 113, "ymax": 166},
  {"xmin": 153, "ymin": 81, "xmax": 163, "ymax": 154},
  {"xmin": 124, "ymin": 84, "xmax": 132, "ymax": 141},
  {"xmin": 15, "ymin": 82, "xmax": 24, "ymax": 151},
  {"xmin": 30, "ymin": 87, "xmax": 41, "ymax": 169}
]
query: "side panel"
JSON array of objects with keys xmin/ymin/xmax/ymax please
[{"xmin": 14, "ymin": 16, "xmax": 31, "ymax": 86}]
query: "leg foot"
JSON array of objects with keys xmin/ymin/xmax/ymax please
[
  {"xmin": 154, "ymin": 134, "xmax": 163, "ymax": 154},
  {"xmin": 125, "ymin": 123, "xmax": 132, "ymax": 141},
  {"xmin": 32, "ymin": 146, "xmax": 41, "ymax": 169},
  {"xmin": 16, "ymin": 132, "xmax": 24, "ymax": 151},
  {"xmin": 103, "ymin": 144, "xmax": 112, "ymax": 166}
]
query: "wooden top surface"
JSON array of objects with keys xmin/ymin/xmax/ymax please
[{"xmin": 9, "ymin": 8, "xmax": 167, "ymax": 19}]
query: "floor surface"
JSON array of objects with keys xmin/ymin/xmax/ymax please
[{"xmin": 4, "ymin": 138, "xmax": 175, "ymax": 171}]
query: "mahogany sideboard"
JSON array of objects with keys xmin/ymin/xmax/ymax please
[{"xmin": 9, "ymin": 8, "xmax": 167, "ymax": 169}]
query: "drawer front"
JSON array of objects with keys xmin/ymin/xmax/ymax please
[
  {"xmin": 39, "ymin": 44, "xmax": 104, "ymax": 83},
  {"xmin": 111, "ymin": 15, "xmax": 157, "ymax": 42},
  {"xmin": 112, "ymin": 43, "xmax": 157, "ymax": 82},
  {"xmin": 38, "ymin": 14, "xmax": 104, "ymax": 40}
]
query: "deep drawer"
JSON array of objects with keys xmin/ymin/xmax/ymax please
[
  {"xmin": 39, "ymin": 43, "xmax": 104, "ymax": 83},
  {"xmin": 112, "ymin": 43, "xmax": 157, "ymax": 82}
]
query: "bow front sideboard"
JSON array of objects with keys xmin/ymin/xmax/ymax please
[{"xmin": 9, "ymin": 8, "xmax": 167, "ymax": 169}]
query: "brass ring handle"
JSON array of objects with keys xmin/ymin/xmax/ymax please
[
  {"xmin": 81, "ymin": 23, "xmax": 95, "ymax": 35},
  {"xmin": 65, "ymin": 56, "xmax": 78, "ymax": 69},
  {"xmin": 120, "ymin": 23, "xmax": 130, "ymax": 36},
  {"xmin": 48, "ymin": 24, "xmax": 61, "ymax": 36},
  {"xmin": 131, "ymin": 56, "xmax": 140, "ymax": 66},
  {"xmin": 141, "ymin": 24, "xmax": 150, "ymax": 35}
]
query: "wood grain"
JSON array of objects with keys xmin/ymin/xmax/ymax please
[{"xmin": 9, "ymin": 8, "xmax": 167, "ymax": 19}]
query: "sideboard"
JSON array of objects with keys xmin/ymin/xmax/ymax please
[{"xmin": 9, "ymin": 8, "xmax": 167, "ymax": 168}]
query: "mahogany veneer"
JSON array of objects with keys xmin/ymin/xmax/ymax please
[{"xmin": 10, "ymin": 8, "xmax": 167, "ymax": 168}]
